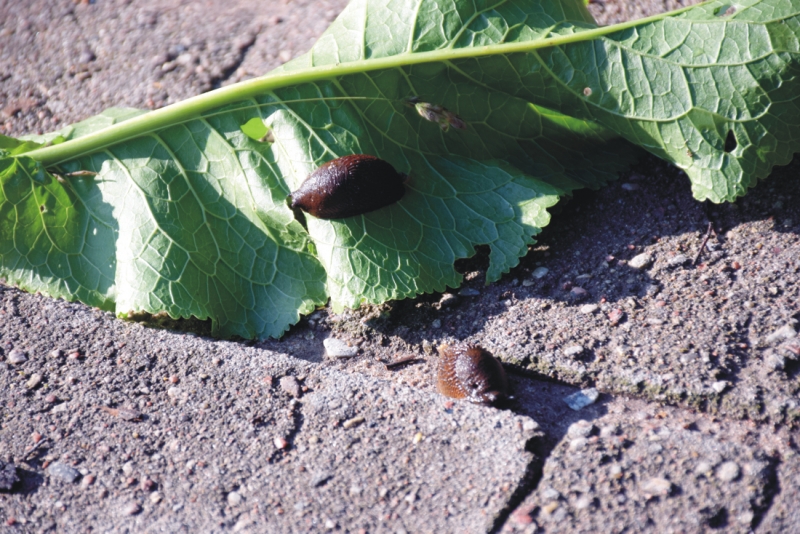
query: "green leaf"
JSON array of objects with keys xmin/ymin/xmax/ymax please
[
  {"xmin": 3, "ymin": 0, "xmax": 800, "ymax": 337},
  {"xmin": 511, "ymin": 0, "xmax": 800, "ymax": 201},
  {"xmin": 3, "ymin": 110, "xmax": 328, "ymax": 339},
  {"xmin": 0, "ymin": 154, "xmax": 116, "ymax": 309}
]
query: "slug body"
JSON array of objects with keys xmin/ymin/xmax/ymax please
[
  {"xmin": 437, "ymin": 343, "xmax": 508, "ymax": 405},
  {"xmin": 289, "ymin": 155, "xmax": 407, "ymax": 219}
]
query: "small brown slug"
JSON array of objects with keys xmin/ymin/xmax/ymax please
[
  {"xmin": 289, "ymin": 154, "xmax": 407, "ymax": 219},
  {"xmin": 436, "ymin": 343, "xmax": 508, "ymax": 405}
]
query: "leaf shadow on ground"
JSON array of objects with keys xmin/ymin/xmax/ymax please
[
  {"xmin": 340, "ymin": 152, "xmax": 799, "ymax": 407},
  {"xmin": 155, "ymin": 151, "xmax": 798, "ymax": 412}
]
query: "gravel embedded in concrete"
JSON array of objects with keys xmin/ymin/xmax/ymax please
[
  {"xmin": 323, "ymin": 337, "xmax": 358, "ymax": 358},
  {"xmin": 563, "ymin": 388, "xmax": 599, "ymax": 411},
  {"xmin": 47, "ymin": 463, "xmax": 81, "ymax": 484}
]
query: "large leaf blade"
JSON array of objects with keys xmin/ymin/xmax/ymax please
[
  {"xmin": 527, "ymin": 0, "xmax": 800, "ymax": 201},
  {"xmin": 3, "ymin": 0, "xmax": 800, "ymax": 337}
]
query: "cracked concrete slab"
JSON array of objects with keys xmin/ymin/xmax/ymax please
[
  {"xmin": 0, "ymin": 287, "xmax": 539, "ymax": 532},
  {"xmin": 502, "ymin": 398, "xmax": 780, "ymax": 533}
]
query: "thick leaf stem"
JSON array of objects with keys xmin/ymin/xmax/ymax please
[{"xmin": 26, "ymin": 3, "xmax": 703, "ymax": 167}]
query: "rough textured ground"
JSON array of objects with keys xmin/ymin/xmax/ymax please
[{"xmin": 2, "ymin": 0, "xmax": 799, "ymax": 532}]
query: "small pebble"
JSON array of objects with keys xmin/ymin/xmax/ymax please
[
  {"xmin": 766, "ymin": 351, "xmax": 785, "ymax": 371},
  {"xmin": 667, "ymin": 254, "xmax": 689, "ymax": 267},
  {"xmin": 695, "ymin": 461, "xmax": 713, "ymax": 476},
  {"xmin": 47, "ymin": 462, "xmax": 80, "ymax": 483},
  {"xmin": 81, "ymin": 474, "xmax": 95, "ymax": 487},
  {"xmin": 541, "ymin": 501, "xmax": 559, "ymax": 515},
  {"xmin": 274, "ymin": 437, "xmax": 288, "ymax": 450},
  {"xmin": 608, "ymin": 308, "xmax": 625, "ymax": 325},
  {"xmin": 227, "ymin": 491, "xmax": 243, "ymax": 506},
  {"xmin": 567, "ymin": 420, "xmax": 595, "ymax": 439},
  {"xmin": 167, "ymin": 387, "xmax": 182, "ymax": 398},
  {"xmin": 342, "ymin": 416, "xmax": 365, "ymax": 429},
  {"xmin": 766, "ymin": 323, "xmax": 797, "ymax": 345},
  {"xmin": 122, "ymin": 462, "xmax": 133, "ymax": 476},
  {"xmin": 711, "ymin": 380, "xmax": 730, "ymax": 394},
  {"xmin": 323, "ymin": 338, "xmax": 358, "ymax": 358},
  {"xmin": 570, "ymin": 286, "xmax": 587, "ymax": 298},
  {"xmin": 579, "ymin": 304, "xmax": 598, "ymax": 314},
  {"xmin": 574, "ymin": 495, "xmax": 593, "ymax": 510},
  {"xmin": 7, "ymin": 349, "xmax": 27, "ymax": 365},
  {"xmin": 0, "ymin": 460, "xmax": 19, "ymax": 490},
  {"xmin": 522, "ymin": 420, "xmax": 538, "ymax": 432},
  {"xmin": 310, "ymin": 472, "xmax": 332, "ymax": 488},
  {"xmin": 569, "ymin": 437, "xmax": 588, "ymax": 451},
  {"xmin": 150, "ymin": 492, "xmax": 162, "ymax": 504},
  {"xmin": 600, "ymin": 425, "xmax": 618, "ymax": 438},
  {"xmin": 641, "ymin": 477, "xmax": 672, "ymax": 496},
  {"xmin": 279, "ymin": 376, "xmax": 301, "ymax": 398},
  {"xmin": 511, "ymin": 509, "xmax": 534, "ymax": 525},
  {"xmin": 458, "ymin": 288, "xmax": 480, "ymax": 297},
  {"xmin": 169, "ymin": 375, "xmax": 179, "ymax": 384},
  {"xmin": 121, "ymin": 502, "xmax": 142, "ymax": 516},
  {"xmin": 542, "ymin": 487, "xmax": 561, "ymax": 501},
  {"xmin": 49, "ymin": 349, "xmax": 63, "ymax": 359},
  {"xmin": 738, "ymin": 511, "xmax": 755, "ymax": 524},
  {"xmin": 563, "ymin": 388, "xmax": 599, "ymax": 411},
  {"xmin": 439, "ymin": 293, "xmax": 459, "ymax": 307},
  {"xmin": 78, "ymin": 49, "xmax": 95, "ymax": 64},
  {"xmin": 532, "ymin": 267, "xmax": 549, "ymax": 279},
  {"xmin": 25, "ymin": 373, "xmax": 42, "ymax": 389},
  {"xmin": 783, "ymin": 340, "xmax": 800, "ymax": 359},
  {"xmin": 563, "ymin": 345, "xmax": 584, "ymax": 357},
  {"xmin": 628, "ymin": 253, "xmax": 653, "ymax": 269},
  {"xmin": 717, "ymin": 461, "xmax": 740, "ymax": 482},
  {"xmin": 621, "ymin": 183, "xmax": 640, "ymax": 191}
]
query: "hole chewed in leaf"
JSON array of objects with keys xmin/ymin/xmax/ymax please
[
  {"xmin": 715, "ymin": 4, "xmax": 737, "ymax": 16},
  {"xmin": 240, "ymin": 117, "xmax": 272, "ymax": 143},
  {"xmin": 724, "ymin": 130, "xmax": 737, "ymax": 153}
]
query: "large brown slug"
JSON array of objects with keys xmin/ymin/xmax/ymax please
[
  {"xmin": 289, "ymin": 154, "xmax": 407, "ymax": 220},
  {"xmin": 436, "ymin": 343, "xmax": 508, "ymax": 405}
]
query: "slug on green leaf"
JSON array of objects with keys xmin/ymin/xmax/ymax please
[{"xmin": 289, "ymin": 154, "xmax": 407, "ymax": 219}]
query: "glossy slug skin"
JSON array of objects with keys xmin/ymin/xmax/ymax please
[
  {"xmin": 289, "ymin": 154, "xmax": 407, "ymax": 219},
  {"xmin": 436, "ymin": 343, "xmax": 508, "ymax": 405}
]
